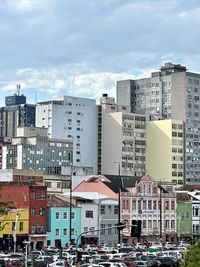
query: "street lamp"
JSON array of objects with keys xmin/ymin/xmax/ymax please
[
  {"xmin": 23, "ymin": 240, "xmax": 30, "ymax": 267},
  {"xmin": 114, "ymin": 161, "xmax": 122, "ymax": 245}
]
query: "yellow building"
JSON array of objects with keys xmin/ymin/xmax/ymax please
[
  {"xmin": 0, "ymin": 209, "xmax": 29, "ymax": 238},
  {"xmin": 146, "ymin": 119, "xmax": 184, "ymax": 185}
]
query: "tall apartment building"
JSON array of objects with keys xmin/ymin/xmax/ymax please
[
  {"xmin": 36, "ymin": 96, "xmax": 97, "ymax": 172},
  {"xmin": 146, "ymin": 119, "xmax": 184, "ymax": 186},
  {"xmin": 0, "ymin": 93, "xmax": 35, "ymax": 137},
  {"xmin": 117, "ymin": 63, "xmax": 200, "ymax": 183},
  {"xmin": 2, "ymin": 126, "xmax": 73, "ymax": 175},
  {"xmin": 98, "ymin": 94, "xmax": 146, "ymax": 176}
]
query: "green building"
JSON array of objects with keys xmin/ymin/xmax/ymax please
[{"xmin": 176, "ymin": 192, "xmax": 192, "ymax": 241}]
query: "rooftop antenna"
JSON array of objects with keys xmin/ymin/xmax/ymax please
[{"xmin": 16, "ymin": 84, "xmax": 21, "ymax": 95}]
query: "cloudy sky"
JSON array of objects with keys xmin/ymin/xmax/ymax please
[{"xmin": 0, "ymin": 0, "xmax": 200, "ymax": 105}]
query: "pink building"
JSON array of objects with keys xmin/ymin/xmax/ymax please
[{"xmin": 121, "ymin": 175, "xmax": 177, "ymax": 244}]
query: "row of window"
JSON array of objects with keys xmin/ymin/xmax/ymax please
[
  {"xmin": 131, "ymin": 199, "xmax": 175, "ymax": 211},
  {"xmin": 100, "ymin": 205, "xmax": 118, "ymax": 215},
  {"xmin": 31, "ymin": 191, "xmax": 46, "ymax": 200},
  {"xmin": 31, "ymin": 208, "xmax": 45, "ymax": 216},
  {"xmin": 55, "ymin": 211, "xmax": 75, "ymax": 220},
  {"xmin": 55, "ymin": 228, "xmax": 75, "ymax": 236}
]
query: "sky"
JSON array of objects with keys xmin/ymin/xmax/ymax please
[{"xmin": 0, "ymin": 0, "xmax": 200, "ymax": 106}]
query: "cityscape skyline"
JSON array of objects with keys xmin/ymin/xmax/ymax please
[{"xmin": 0, "ymin": 1, "xmax": 200, "ymax": 105}]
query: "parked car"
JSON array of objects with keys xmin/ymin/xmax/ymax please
[
  {"xmin": 146, "ymin": 260, "xmax": 161, "ymax": 267},
  {"xmin": 4, "ymin": 258, "xmax": 23, "ymax": 267}
]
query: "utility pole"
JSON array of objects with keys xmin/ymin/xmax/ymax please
[
  {"xmin": 159, "ymin": 181, "xmax": 162, "ymax": 242},
  {"xmin": 114, "ymin": 161, "xmax": 122, "ymax": 245}
]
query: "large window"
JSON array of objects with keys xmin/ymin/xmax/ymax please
[
  {"xmin": 56, "ymin": 212, "xmax": 60, "ymax": 220},
  {"xmin": 101, "ymin": 206, "xmax": 105, "ymax": 215},
  {"xmin": 86, "ymin": 210, "xmax": 93, "ymax": 218},
  {"xmin": 55, "ymin": 229, "xmax": 60, "ymax": 236}
]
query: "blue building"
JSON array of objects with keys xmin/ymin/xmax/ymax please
[
  {"xmin": 47, "ymin": 195, "xmax": 81, "ymax": 247},
  {"xmin": 0, "ymin": 93, "xmax": 36, "ymax": 137}
]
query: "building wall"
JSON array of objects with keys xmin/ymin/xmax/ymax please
[
  {"xmin": 0, "ymin": 209, "xmax": 29, "ymax": 238},
  {"xmin": 46, "ymin": 207, "xmax": 81, "ymax": 247},
  {"xmin": 121, "ymin": 175, "xmax": 177, "ymax": 243},
  {"xmin": 146, "ymin": 119, "xmax": 184, "ymax": 184},
  {"xmin": 101, "ymin": 110, "xmax": 146, "ymax": 176},
  {"xmin": 36, "ymin": 96, "xmax": 97, "ymax": 172},
  {"xmin": 176, "ymin": 201, "xmax": 192, "ymax": 240},
  {"xmin": 0, "ymin": 185, "xmax": 47, "ymax": 235},
  {"xmin": 2, "ymin": 137, "xmax": 73, "ymax": 175},
  {"xmin": 116, "ymin": 63, "xmax": 200, "ymax": 183}
]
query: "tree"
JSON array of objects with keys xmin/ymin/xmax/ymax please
[
  {"xmin": 181, "ymin": 240, "xmax": 200, "ymax": 267},
  {"xmin": 0, "ymin": 199, "xmax": 15, "ymax": 231}
]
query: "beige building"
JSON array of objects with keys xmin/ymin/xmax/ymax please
[
  {"xmin": 146, "ymin": 119, "xmax": 184, "ymax": 185},
  {"xmin": 98, "ymin": 94, "xmax": 146, "ymax": 176}
]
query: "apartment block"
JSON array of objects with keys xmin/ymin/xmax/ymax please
[
  {"xmin": 36, "ymin": 96, "xmax": 97, "ymax": 172},
  {"xmin": 117, "ymin": 63, "xmax": 200, "ymax": 183},
  {"xmin": 2, "ymin": 126, "xmax": 73, "ymax": 175},
  {"xmin": 146, "ymin": 119, "xmax": 184, "ymax": 185},
  {"xmin": 98, "ymin": 94, "xmax": 146, "ymax": 176}
]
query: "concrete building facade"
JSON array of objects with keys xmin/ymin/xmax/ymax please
[
  {"xmin": 97, "ymin": 94, "xmax": 146, "ymax": 176},
  {"xmin": 121, "ymin": 175, "xmax": 177, "ymax": 244},
  {"xmin": 146, "ymin": 119, "xmax": 184, "ymax": 185},
  {"xmin": 117, "ymin": 63, "xmax": 200, "ymax": 183},
  {"xmin": 2, "ymin": 127, "xmax": 73, "ymax": 175},
  {"xmin": 36, "ymin": 96, "xmax": 97, "ymax": 172}
]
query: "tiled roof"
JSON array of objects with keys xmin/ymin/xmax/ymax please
[
  {"xmin": 103, "ymin": 174, "xmax": 141, "ymax": 193},
  {"xmin": 47, "ymin": 194, "xmax": 76, "ymax": 208},
  {"xmin": 176, "ymin": 184, "xmax": 200, "ymax": 191},
  {"xmin": 176, "ymin": 192, "xmax": 191, "ymax": 201}
]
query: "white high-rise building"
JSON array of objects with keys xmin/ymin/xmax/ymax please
[{"xmin": 36, "ymin": 96, "xmax": 97, "ymax": 172}]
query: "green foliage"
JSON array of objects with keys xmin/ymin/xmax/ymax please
[
  {"xmin": 181, "ymin": 240, "xmax": 200, "ymax": 267},
  {"xmin": 0, "ymin": 197, "xmax": 15, "ymax": 231}
]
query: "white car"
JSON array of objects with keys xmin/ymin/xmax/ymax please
[
  {"xmin": 49, "ymin": 259, "xmax": 66, "ymax": 267},
  {"xmin": 164, "ymin": 242, "xmax": 176, "ymax": 250}
]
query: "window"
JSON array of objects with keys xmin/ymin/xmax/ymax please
[
  {"xmin": 71, "ymin": 212, "xmax": 75, "ymax": 220},
  {"xmin": 132, "ymin": 201, "xmax": 136, "ymax": 210},
  {"xmin": 171, "ymin": 201, "xmax": 175, "ymax": 210},
  {"xmin": 86, "ymin": 210, "xmax": 93, "ymax": 218},
  {"xmin": 56, "ymin": 212, "xmax": 60, "ymax": 220},
  {"xmin": 31, "ymin": 226, "xmax": 35, "ymax": 234},
  {"xmin": 40, "ymin": 208, "xmax": 45, "ymax": 215},
  {"xmin": 148, "ymin": 201, "xmax": 152, "ymax": 210},
  {"xmin": 31, "ymin": 192, "xmax": 35, "ymax": 199},
  {"xmin": 101, "ymin": 206, "xmax": 105, "ymax": 215},
  {"xmin": 31, "ymin": 208, "xmax": 36, "ymax": 215},
  {"xmin": 63, "ymin": 228, "xmax": 67, "ymax": 235},
  {"xmin": 19, "ymin": 222, "xmax": 23, "ymax": 231},
  {"xmin": 40, "ymin": 192, "xmax": 45, "ymax": 199},
  {"xmin": 63, "ymin": 212, "xmax": 67, "ymax": 220},
  {"xmin": 71, "ymin": 228, "xmax": 75, "ymax": 236},
  {"xmin": 12, "ymin": 222, "xmax": 16, "ymax": 231},
  {"xmin": 166, "ymin": 201, "xmax": 169, "ymax": 210},
  {"xmin": 101, "ymin": 224, "xmax": 105, "ymax": 235},
  {"xmin": 114, "ymin": 206, "xmax": 118, "ymax": 214},
  {"xmin": 108, "ymin": 206, "xmax": 112, "ymax": 213},
  {"xmin": 108, "ymin": 224, "xmax": 112, "ymax": 234},
  {"xmin": 55, "ymin": 229, "xmax": 60, "ymax": 236}
]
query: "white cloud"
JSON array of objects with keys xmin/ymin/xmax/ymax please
[{"xmin": 6, "ymin": 0, "xmax": 46, "ymax": 14}]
